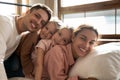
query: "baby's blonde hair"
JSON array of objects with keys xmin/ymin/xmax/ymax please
[{"xmin": 60, "ymin": 27, "xmax": 73, "ymax": 44}]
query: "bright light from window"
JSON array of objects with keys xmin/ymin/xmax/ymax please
[
  {"xmin": 61, "ymin": 0, "xmax": 111, "ymax": 7},
  {"xmin": 117, "ymin": 9, "xmax": 120, "ymax": 34},
  {"xmin": 63, "ymin": 9, "xmax": 116, "ymax": 35},
  {"xmin": 63, "ymin": 13, "xmax": 85, "ymax": 29},
  {"xmin": 85, "ymin": 16, "xmax": 115, "ymax": 34},
  {"xmin": 0, "ymin": 0, "xmax": 16, "ymax": 15},
  {"xmin": 22, "ymin": 0, "xmax": 28, "ymax": 13}
]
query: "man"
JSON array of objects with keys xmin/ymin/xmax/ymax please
[{"xmin": 0, "ymin": 3, "xmax": 52, "ymax": 80}]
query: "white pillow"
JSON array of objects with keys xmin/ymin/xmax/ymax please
[{"xmin": 69, "ymin": 42, "xmax": 120, "ymax": 80}]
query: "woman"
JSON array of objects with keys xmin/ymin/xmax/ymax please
[{"xmin": 42, "ymin": 24, "xmax": 99, "ymax": 80}]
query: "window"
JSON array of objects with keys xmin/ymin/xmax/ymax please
[
  {"xmin": 59, "ymin": 0, "xmax": 120, "ymax": 35},
  {"xmin": 0, "ymin": 0, "xmax": 16, "ymax": 15},
  {"xmin": 0, "ymin": 0, "xmax": 30, "ymax": 15},
  {"xmin": 63, "ymin": 13, "xmax": 84, "ymax": 29},
  {"xmin": 117, "ymin": 9, "xmax": 120, "ymax": 34},
  {"xmin": 85, "ymin": 10, "xmax": 115, "ymax": 34},
  {"xmin": 22, "ymin": 0, "xmax": 29, "ymax": 14},
  {"xmin": 61, "ymin": 0, "xmax": 110, "ymax": 7},
  {"xmin": 63, "ymin": 9, "xmax": 117, "ymax": 34}
]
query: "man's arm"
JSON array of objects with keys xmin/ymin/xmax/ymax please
[
  {"xmin": 19, "ymin": 32, "xmax": 38, "ymax": 78},
  {"xmin": 0, "ymin": 35, "xmax": 8, "ymax": 80}
]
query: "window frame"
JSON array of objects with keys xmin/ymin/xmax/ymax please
[
  {"xmin": 58, "ymin": 0, "xmax": 120, "ymax": 42},
  {"xmin": 58, "ymin": 0, "xmax": 120, "ymax": 18}
]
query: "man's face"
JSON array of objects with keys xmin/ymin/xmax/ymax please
[{"xmin": 23, "ymin": 9, "xmax": 49, "ymax": 32}]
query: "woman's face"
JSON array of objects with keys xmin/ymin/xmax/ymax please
[
  {"xmin": 40, "ymin": 22, "xmax": 57, "ymax": 39},
  {"xmin": 72, "ymin": 29, "xmax": 97, "ymax": 58}
]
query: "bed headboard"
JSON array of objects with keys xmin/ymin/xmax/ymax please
[{"xmin": 97, "ymin": 35, "xmax": 120, "ymax": 45}]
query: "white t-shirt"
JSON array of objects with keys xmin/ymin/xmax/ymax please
[{"xmin": 0, "ymin": 15, "xmax": 21, "ymax": 80}]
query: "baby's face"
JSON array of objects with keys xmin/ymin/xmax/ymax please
[
  {"xmin": 40, "ymin": 22, "xmax": 58, "ymax": 39},
  {"xmin": 53, "ymin": 28, "xmax": 71, "ymax": 45}
]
